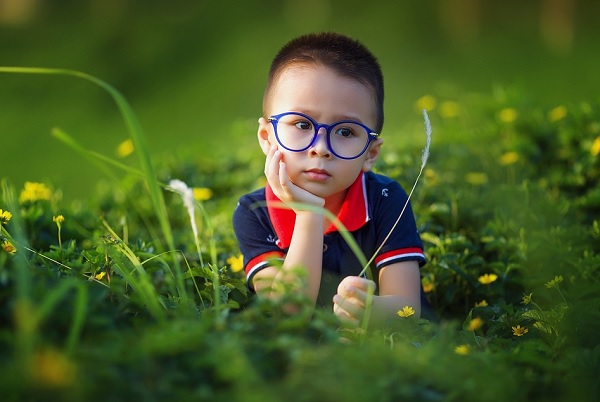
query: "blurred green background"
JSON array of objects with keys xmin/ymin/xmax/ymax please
[{"xmin": 2, "ymin": 0, "xmax": 599, "ymax": 201}]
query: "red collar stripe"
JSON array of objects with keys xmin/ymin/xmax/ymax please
[{"xmin": 266, "ymin": 172, "xmax": 369, "ymax": 249}]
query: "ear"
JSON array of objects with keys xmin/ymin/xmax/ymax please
[
  {"xmin": 362, "ymin": 138, "xmax": 383, "ymax": 172},
  {"xmin": 257, "ymin": 117, "xmax": 273, "ymax": 155}
]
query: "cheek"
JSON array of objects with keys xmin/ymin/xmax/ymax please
[
  {"xmin": 277, "ymin": 152, "xmax": 303, "ymax": 177},
  {"xmin": 278, "ymin": 150, "xmax": 300, "ymax": 164}
]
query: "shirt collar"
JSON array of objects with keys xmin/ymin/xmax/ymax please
[{"xmin": 266, "ymin": 172, "xmax": 369, "ymax": 249}]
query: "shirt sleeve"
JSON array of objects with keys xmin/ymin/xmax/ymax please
[
  {"xmin": 232, "ymin": 192, "xmax": 285, "ymax": 291},
  {"xmin": 370, "ymin": 177, "xmax": 426, "ymax": 270}
]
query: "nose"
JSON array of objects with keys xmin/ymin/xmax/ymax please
[{"xmin": 309, "ymin": 126, "xmax": 331, "ymax": 158}]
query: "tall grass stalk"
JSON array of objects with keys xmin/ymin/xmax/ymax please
[
  {"xmin": 51, "ymin": 127, "xmax": 222, "ymax": 312},
  {"xmin": 50, "ymin": 127, "xmax": 184, "ymax": 296},
  {"xmin": 359, "ymin": 109, "xmax": 432, "ymax": 277},
  {"xmin": 168, "ymin": 179, "xmax": 222, "ymax": 316},
  {"xmin": 32, "ymin": 278, "xmax": 89, "ymax": 354},
  {"xmin": 168, "ymin": 180, "xmax": 204, "ymax": 267},
  {"xmin": 357, "ymin": 109, "xmax": 430, "ymax": 332},
  {"xmin": 195, "ymin": 199, "xmax": 223, "ymax": 318},
  {"xmin": 101, "ymin": 218, "xmax": 167, "ymax": 321},
  {"xmin": 1, "ymin": 186, "xmax": 88, "ymax": 357},
  {"xmin": 1, "ymin": 180, "xmax": 35, "ymax": 365},
  {"xmin": 52, "ymin": 127, "xmax": 145, "ymax": 180},
  {"xmin": 0, "ymin": 67, "xmax": 189, "ymax": 303}
]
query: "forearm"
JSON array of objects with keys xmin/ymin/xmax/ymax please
[
  {"xmin": 279, "ymin": 211, "xmax": 323, "ymax": 303},
  {"xmin": 256, "ymin": 211, "xmax": 323, "ymax": 304}
]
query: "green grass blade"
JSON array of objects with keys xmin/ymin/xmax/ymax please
[
  {"xmin": 51, "ymin": 127, "xmax": 144, "ymax": 179},
  {"xmin": 1, "ymin": 66, "xmax": 189, "ymax": 303},
  {"xmin": 1, "ymin": 180, "xmax": 36, "ymax": 364},
  {"xmin": 33, "ymin": 278, "xmax": 88, "ymax": 354},
  {"xmin": 101, "ymin": 218, "xmax": 166, "ymax": 321}
]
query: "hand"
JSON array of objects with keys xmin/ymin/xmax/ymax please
[
  {"xmin": 332, "ymin": 276, "xmax": 376, "ymax": 327},
  {"xmin": 264, "ymin": 145, "xmax": 324, "ymax": 211}
]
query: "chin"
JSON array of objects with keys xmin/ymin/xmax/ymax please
[{"xmin": 302, "ymin": 183, "xmax": 342, "ymax": 200}]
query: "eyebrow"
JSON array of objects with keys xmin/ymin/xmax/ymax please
[{"xmin": 290, "ymin": 109, "xmax": 369, "ymax": 124}]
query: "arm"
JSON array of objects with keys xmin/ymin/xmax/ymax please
[
  {"xmin": 253, "ymin": 211, "xmax": 323, "ymax": 303},
  {"xmin": 333, "ymin": 260, "xmax": 421, "ymax": 328},
  {"xmin": 371, "ymin": 260, "xmax": 422, "ymax": 325},
  {"xmin": 253, "ymin": 146, "xmax": 324, "ymax": 304}
]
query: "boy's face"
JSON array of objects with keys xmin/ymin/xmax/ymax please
[{"xmin": 258, "ymin": 64, "xmax": 383, "ymax": 201}]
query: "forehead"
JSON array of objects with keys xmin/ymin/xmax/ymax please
[{"xmin": 267, "ymin": 64, "xmax": 377, "ymax": 123}]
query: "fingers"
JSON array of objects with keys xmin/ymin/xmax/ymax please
[
  {"xmin": 263, "ymin": 146, "xmax": 298, "ymax": 198},
  {"xmin": 337, "ymin": 277, "xmax": 376, "ymax": 302},
  {"xmin": 278, "ymin": 156, "xmax": 291, "ymax": 190},
  {"xmin": 333, "ymin": 299, "xmax": 361, "ymax": 327},
  {"xmin": 264, "ymin": 145, "xmax": 280, "ymax": 181},
  {"xmin": 333, "ymin": 276, "xmax": 376, "ymax": 326},
  {"xmin": 264, "ymin": 146, "xmax": 288, "ymax": 196},
  {"xmin": 263, "ymin": 146, "xmax": 325, "ymax": 209}
]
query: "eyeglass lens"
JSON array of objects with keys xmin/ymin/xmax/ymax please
[{"xmin": 274, "ymin": 113, "xmax": 371, "ymax": 159}]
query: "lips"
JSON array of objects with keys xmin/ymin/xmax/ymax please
[{"xmin": 304, "ymin": 168, "xmax": 331, "ymax": 181}]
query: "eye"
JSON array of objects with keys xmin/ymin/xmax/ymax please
[
  {"xmin": 334, "ymin": 126, "xmax": 356, "ymax": 138},
  {"xmin": 295, "ymin": 120, "xmax": 313, "ymax": 131}
]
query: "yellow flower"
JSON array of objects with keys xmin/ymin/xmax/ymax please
[
  {"xmin": 415, "ymin": 95, "xmax": 437, "ymax": 112},
  {"xmin": 193, "ymin": 187, "xmax": 213, "ymax": 201},
  {"xmin": 95, "ymin": 271, "xmax": 106, "ymax": 281},
  {"xmin": 31, "ymin": 347, "xmax": 76, "ymax": 388},
  {"xmin": 19, "ymin": 182, "xmax": 52, "ymax": 203},
  {"xmin": 116, "ymin": 139, "xmax": 134, "ymax": 157},
  {"xmin": 439, "ymin": 101, "xmax": 460, "ymax": 118},
  {"xmin": 478, "ymin": 273, "xmax": 498, "ymax": 285},
  {"xmin": 545, "ymin": 275, "xmax": 563, "ymax": 289},
  {"xmin": 475, "ymin": 300, "xmax": 488, "ymax": 307},
  {"xmin": 467, "ymin": 317, "xmax": 483, "ymax": 331},
  {"xmin": 591, "ymin": 136, "xmax": 600, "ymax": 157},
  {"xmin": 498, "ymin": 108, "xmax": 518, "ymax": 123},
  {"xmin": 397, "ymin": 306, "xmax": 416, "ymax": 318},
  {"xmin": 1, "ymin": 240, "xmax": 17, "ymax": 255},
  {"xmin": 512, "ymin": 325, "xmax": 529, "ymax": 337},
  {"xmin": 465, "ymin": 172, "xmax": 488, "ymax": 186},
  {"xmin": 454, "ymin": 344, "xmax": 471, "ymax": 355},
  {"xmin": 226, "ymin": 254, "xmax": 244, "ymax": 273},
  {"xmin": 422, "ymin": 281, "xmax": 435, "ymax": 294},
  {"xmin": 424, "ymin": 168, "xmax": 439, "ymax": 185},
  {"xmin": 548, "ymin": 105, "xmax": 567, "ymax": 123},
  {"xmin": 0, "ymin": 209, "xmax": 12, "ymax": 224},
  {"xmin": 522, "ymin": 293, "xmax": 533, "ymax": 305},
  {"xmin": 53, "ymin": 215, "xmax": 65, "ymax": 225},
  {"xmin": 499, "ymin": 151, "xmax": 519, "ymax": 166}
]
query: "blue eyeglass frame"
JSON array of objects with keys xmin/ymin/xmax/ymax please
[{"xmin": 268, "ymin": 111, "xmax": 380, "ymax": 160}]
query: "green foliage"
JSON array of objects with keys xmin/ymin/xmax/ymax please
[{"xmin": 1, "ymin": 72, "xmax": 599, "ymax": 401}]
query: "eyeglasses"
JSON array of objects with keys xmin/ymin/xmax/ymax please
[{"xmin": 268, "ymin": 112, "xmax": 379, "ymax": 160}]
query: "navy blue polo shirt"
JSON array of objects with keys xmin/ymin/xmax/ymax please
[{"xmin": 232, "ymin": 171, "xmax": 426, "ymax": 306}]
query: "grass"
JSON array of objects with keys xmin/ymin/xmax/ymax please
[{"xmin": 1, "ymin": 66, "xmax": 599, "ymax": 401}]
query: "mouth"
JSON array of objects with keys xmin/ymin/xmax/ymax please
[{"xmin": 304, "ymin": 168, "xmax": 331, "ymax": 182}]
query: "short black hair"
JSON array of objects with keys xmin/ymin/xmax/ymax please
[{"xmin": 263, "ymin": 32, "xmax": 384, "ymax": 132}]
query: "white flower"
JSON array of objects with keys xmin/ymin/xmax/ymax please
[
  {"xmin": 168, "ymin": 179, "xmax": 198, "ymax": 240},
  {"xmin": 421, "ymin": 109, "xmax": 432, "ymax": 169}
]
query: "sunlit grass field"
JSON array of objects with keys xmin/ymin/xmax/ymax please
[
  {"xmin": 3, "ymin": 1, "xmax": 600, "ymax": 199},
  {"xmin": 1, "ymin": 2, "xmax": 600, "ymax": 401}
]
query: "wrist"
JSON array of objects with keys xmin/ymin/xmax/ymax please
[
  {"xmin": 294, "ymin": 209, "xmax": 325, "ymax": 227},
  {"xmin": 291, "ymin": 194, "xmax": 325, "ymax": 211}
]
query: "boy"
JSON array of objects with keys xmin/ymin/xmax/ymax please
[{"xmin": 233, "ymin": 32, "xmax": 425, "ymax": 327}]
